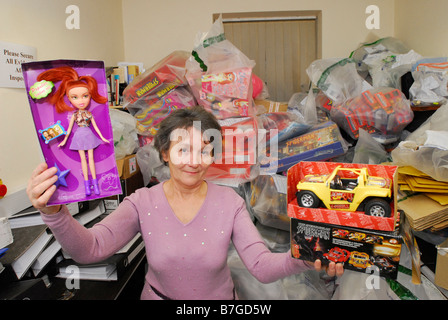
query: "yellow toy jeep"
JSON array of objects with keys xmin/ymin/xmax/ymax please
[{"xmin": 296, "ymin": 165, "xmax": 392, "ymax": 217}]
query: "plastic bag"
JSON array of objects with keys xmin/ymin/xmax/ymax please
[
  {"xmin": 306, "ymin": 58, "xmax": 372, "ymax": 105},
  {"xmin": 122, "ymin": 51, "xmax": 196, "ymax": 137},
  {"xmin": 391, "ymin": 103, "xmax": 448, "ymax": 182},
  {"xmin": 109, "ymin": 108, "xmax": 139, "ymax": 159},
  {"xmin": 248, "ymin": 174, "xmax": 289, "ymax": 231},
  {"xmin": 352, "ymin": 128, "xmax": 390, "ymax": 164},
  {"xmin": 350, "ymin": 37, "xmax": 411, "ymax": 78},
  {"xmin": 409, "ymin": 58, "xmax": 448, "ymax": 105},
  {"xmin": 136, "ymin": 143, "xmax": 170, "ymax": 187},
  {"xmin": 185, "ymin": 16, "xmax": 257, "ymax": 119},
  {"xmin": 330, "ymin": 87, "xmax": 413, "ymax": 143}
]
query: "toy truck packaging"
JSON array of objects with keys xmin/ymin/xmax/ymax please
[
  {"xmin": 287, "ymin": 161, "xmax": 399, "ymax": 232},
  {"xmin": 291, "ymin": 218, "xmax": 402, "ymax": 279}
]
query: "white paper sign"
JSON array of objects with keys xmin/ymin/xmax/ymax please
[{"xmin": 0, "ymin": 41, "xmax": 37, "ymax": 88}]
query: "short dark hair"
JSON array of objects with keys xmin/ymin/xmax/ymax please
[{"xmin": 154, "ymin": 106, "xmax": 222, "ymax": 163}]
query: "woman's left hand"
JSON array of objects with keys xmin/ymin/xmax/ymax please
[{"xmin": 313, "ymin": 259, "xmax": 344, "ymax": 277}]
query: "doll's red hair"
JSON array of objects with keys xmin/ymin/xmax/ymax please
[{"xmin": 37, "ymin": 66, "xmax": 108, "ymax": 113}]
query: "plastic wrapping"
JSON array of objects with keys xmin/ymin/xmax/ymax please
[
  {"xmin": 135, "ymin": 143, "xmax": 170, "ymax": 187},
  {"xmin": 248, "ymin": 174, "xmax": 289, "ymax": 231},
  {"xmin": 109, "ymin": 108, "xmax": 139, "ymax": 159},
  {"xmin": 306, "ymin": 58, "xmax": 371, "ymax": 105},
  {"xmin": 410, "ymin": 58, "xmax": 448, "ymax": 105},
  {"xmin": 352, "ymin": 128, "xmax": 390, "ymax": 164},
  {"xmin": 350, "ymin": 37, "xmax": 412, "ymax": 79},
  {"xmin": 122, "ymin": 51, "xmax": 196, "ymax": 137},
  {"xmin": 185, "ymin": 16, "xmax": 257, "ymax": 119},
  {"xmin": 330, "ymin": 87, "xmax": 413, "ymax": 143},
  {"xmin": 391, "ymin": 103, "xmax": 448, "ymax": 182}
]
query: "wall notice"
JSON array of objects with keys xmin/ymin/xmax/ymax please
[{"xmin": 0, "ymin": 41, "xmax": 37, "ymax": 88}]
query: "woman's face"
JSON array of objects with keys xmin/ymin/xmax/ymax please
[
  {"xmin": 67, "ymin": 86, "xmax": 91, "ymax": 110},
  {"xmin": 162, "ymin": 126, "xmax": 213, "ymax": 188}
]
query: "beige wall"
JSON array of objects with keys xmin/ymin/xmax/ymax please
[
  {"xmin": 395, "ymin": 0, "xmax": 448, "ymax": 57},
  {"xmin": 122, "ymin": 0, "xmax": 395, "ymax": 67},
  {"xmin": 0, "ymin": 0, "xmax": 124, "ymax": 215}
]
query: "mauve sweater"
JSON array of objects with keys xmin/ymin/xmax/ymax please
[{"xmin": 41, "ymin": 182, "xmax": 310, "ymax": 300}]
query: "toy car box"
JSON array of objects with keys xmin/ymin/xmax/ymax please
[
  {"xmin": 290, "ymin": 218, "xmax": 402, "ymax": 279},
  {"xmin": 261, "ymin": 121, "xmax": 347, "ymax": 173},
  {"xmin": 287, "ymin": 161, "xmax": 399, "ymax": 232}
]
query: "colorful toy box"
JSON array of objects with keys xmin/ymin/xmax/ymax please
[
  {"xmin": 261, "ymin": 121, "xmax": 347, "ymax": 173},
  {"xmin": 287, "ymin": 161, "xmax": 399, "ymax": 232},
  {"xmin": 290, "ymin": 218, "xmax": 402, "ymax": 279},
  {"xmin": 206, "ymin": 117, "xmax": 258, "ymax": 183},
  {"xmin": 22, "ymin": 60, "xmax": 122, "ymax": 206}
]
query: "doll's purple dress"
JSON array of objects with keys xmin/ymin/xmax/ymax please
[{"xmin": 69, "ymin": 110, "xmax": 102, "ymax": 151}]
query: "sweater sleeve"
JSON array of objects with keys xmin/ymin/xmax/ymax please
[
  {"xmin": 40, "ymin": 199, "xmax": 140, "ymax": 264},
  {"xmin": 230, "ymin": 196, "xmax": 312, "ymax": 283}
]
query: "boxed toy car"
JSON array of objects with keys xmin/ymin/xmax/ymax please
[
  {"xmin": 290, "ymin": 218, "xmax": 402, "ymax": 279},
  {"xmin": 287, "ymin": 161, "xmax": 399, "ymax": 232},
  {"xmin": 261, "ymin": 121, "xmax": 347, "ymax": 173}
]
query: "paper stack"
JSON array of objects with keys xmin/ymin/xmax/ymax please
[{"xmin": 397, "ymin": 166, "xmax": 448, "ymax": 231}]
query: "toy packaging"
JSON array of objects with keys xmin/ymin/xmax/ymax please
[
  {"xmin": 330, "ymin": 87, "xmax": 413, "ymax": 143},
  {"xmin": 122, "ymin": 51, "xmax": 196, "ymax": 138},
  {"xmin": 185, "ymin": 16, "xmax": 257, "ymax": 120},
  {"xmin": 291, "ymin": 218, "xmax": 402, "ymax": 279},
  {"xmin": 206, "ymin": 117, "xmax": 259, "ymax": 184},
  {"xmin": 22, "ymin": 60, "xmax": 122, "ymax": 206},
  {"xmin": 287, "ymin": 161, "xmax": 399, "ymax": 232},
  {"xmin": 261, "ymin": 121, "xmax": 347, "ymax": 173}
]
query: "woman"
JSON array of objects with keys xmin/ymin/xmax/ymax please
[{"xmin": 27, "ymin": 106, "xmax": 343, "ymax": 300}]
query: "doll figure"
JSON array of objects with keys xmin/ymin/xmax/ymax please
[{"xmin": 37, "ymin": 67, "xmax": 109, "ymax": 196}]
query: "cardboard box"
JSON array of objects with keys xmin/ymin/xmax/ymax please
[
  {"xmin": 261, "ymin": 121, "xmax": 346, "ymax": 173},
  {"xmin": 104, "ymin": 154, "xmax": 143, "ymax": 210},
  {"xmin": 291, "ymin": 218, "xmax": 402, "ymax": 279},
  {"xmin": 254, "ymin": 99, "xmax": 289, "ymax": 113},
  {"xmin": 435, "ymin": 238, "xmax": 448, "ymax": 290},
  {"xmin": 116, "ymin": 154, "xmax": 140, "ymax": 179},
  {"xmin": 287, "ymin": 161, "xmax": 399, "ymax": 232}
]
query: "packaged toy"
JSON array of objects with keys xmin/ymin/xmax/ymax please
[
  {"xmin": 330, "ymin": 87, "xmax": 413, "ymax": 143},
  {"xmin": 260, "ymin": 121, "xmax": 347, "ymax": 173},
  {"xmin": 291, "ymin": 218, "xmax": 402, "ymax": 279},
  {"xmin": 287, "ymin": 161, "xmax": 399, "ymax": 232},
  {"xmin": 122, "ymin": 51, "xmax": 195, "ymax": 137},
  {"xmin": 23, "ymin": 60, "xmax": 122, "ymax": 206},
  {"xmin": 185, "ymin": 16, "xmax": 257, "ymax": 119}
]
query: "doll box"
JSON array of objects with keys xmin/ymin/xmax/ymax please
[
  {"xmin": 287, "ymin": 161, "xmax": 399, "ymax": 232},
  {"xmin": 22, "ymin": 60, "xmax": 122, "ymax": 206},
  {"xmin": 290, "ymin": 218, "xmax": 402, "ymax": 279}
]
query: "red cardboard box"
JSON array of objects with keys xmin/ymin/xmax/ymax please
[{"xmin": 287, "ymin": 161, "xmax": 399, "ymax": 232}]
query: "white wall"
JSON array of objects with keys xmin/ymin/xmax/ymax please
[{"xmin": 0, "ymin": 0, "xmax": 124, "ymax": 216}]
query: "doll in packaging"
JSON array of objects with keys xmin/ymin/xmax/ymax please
[{"xmin": 23, "ymin": 60, "xmax": 121, "ymax": 205}]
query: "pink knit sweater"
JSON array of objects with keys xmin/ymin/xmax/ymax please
[{"xmin": 41, "ymin": 182, "xmax": 310, "ymax": 299}]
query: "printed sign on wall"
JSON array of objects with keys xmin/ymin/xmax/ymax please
[{"xmin": 0, "ymin": 41, "xmax": 37, "ymax": 88}]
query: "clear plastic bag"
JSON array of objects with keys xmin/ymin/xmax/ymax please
[
  {"xmin": 391, "ymin": 103, "xmax": 448, "ymax": 182},
  {"xmin": 409, "ymin": 58, "xmax": 448, "ymax": 105},
  {"xmin": 248, "ymin": 174, "xmax": 289, "ymax": 231},
  {"xmin": 185, "ymin": 16, "xmax": 257, "ymax": 119},
  {"xmin": 109, "ymin": 108, "xmax": 139, "ymax": 159},
  {"xmin": 330, "ymin": 87, "xmax": 413, "ymax": 143},
  {"xmin": 306, "ymin": 58, "xmax": 371, "ymax": 105}
]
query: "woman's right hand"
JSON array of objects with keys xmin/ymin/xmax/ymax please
[{"xmin": 26, "ymin": 163, "xmax": 62, "ymax": 215}]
